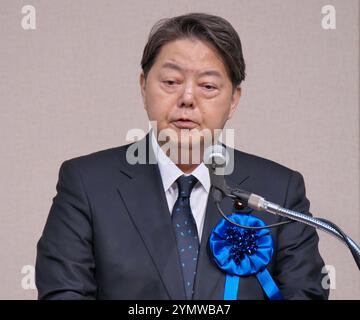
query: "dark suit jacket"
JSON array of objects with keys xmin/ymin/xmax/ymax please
[{"xmin": 36, "ymin": 134, "xmax": 329, "ymax": 299}]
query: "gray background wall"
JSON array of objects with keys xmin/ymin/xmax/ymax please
[{"xmin": 0, "ymin": 0, "xmax": 359, "ymax": 299}]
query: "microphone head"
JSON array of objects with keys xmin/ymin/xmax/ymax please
[{"xmin": 203, "ymin": 144, "xmax": 229, "ymax": 175}]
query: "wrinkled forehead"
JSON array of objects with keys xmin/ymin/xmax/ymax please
[{"xmin": 152, "ymin": 38, "xmax": 231, "ymax": 79}]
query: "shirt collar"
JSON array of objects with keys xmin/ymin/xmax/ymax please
[{"xmin": 151, "ymin": 131, "xmax": 210, "ymax": 193}]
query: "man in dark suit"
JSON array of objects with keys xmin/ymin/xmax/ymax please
[{"xmin": 36, "ymin": 13, "xmax": 328, "ymax": 300}]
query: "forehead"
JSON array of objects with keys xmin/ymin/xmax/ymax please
[{"xmin": 153, "ymin": 38, "xmax": 229, "ymax": 77}]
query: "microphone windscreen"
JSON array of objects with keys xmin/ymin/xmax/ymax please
[{"xmin": 203, "ymin": 144, "xmax": 229, "ymax": 175}]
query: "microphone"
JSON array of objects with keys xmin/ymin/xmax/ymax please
[
  {"xmin": 203, "ymin": 144, "xmax": 360, "ymax": 270},
  {"xmin": 203, "ymin": 144, "xmax": 252, "ymax": 205},
  {"xmin": 203, "ymin": 144, "xmax": 231, "ymax": 202}
]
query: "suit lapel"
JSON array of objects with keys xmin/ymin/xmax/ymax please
[
  {"xmin": 192, "ymin": 189, "xmax": 232, "ymax": 299},
  {"xmin": 116, "ymin": 135, "xmax": 186, "ymax": 300},
  {"xmin": 193, "ymin": 174, "xmax": 250, "ymax": 299}
]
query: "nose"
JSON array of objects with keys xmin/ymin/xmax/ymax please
[{"xmin": 178, "ymin": 81, "xmax": 195, "ymax": 109}]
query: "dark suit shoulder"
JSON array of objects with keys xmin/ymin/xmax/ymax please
[
  {"xmin": 233, "ymin": 149, "xmax": 296, "ymax": 178},
  {"xmin": 61, "ymin": 143, "xmax": 131, "ymax": 172}
]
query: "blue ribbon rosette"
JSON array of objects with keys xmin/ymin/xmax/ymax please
[{"xmin": 209, "ymin": 213, "xmax": 283, "ymax": 300}]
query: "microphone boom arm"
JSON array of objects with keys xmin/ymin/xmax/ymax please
[{"xmin": 230, "ymin": 188, "xmax": 360, "ymax": 270}]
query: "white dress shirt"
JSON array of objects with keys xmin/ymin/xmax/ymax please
[{"xmin": 151, "ymin": 132, "xmax": 210, "ymax": 242}]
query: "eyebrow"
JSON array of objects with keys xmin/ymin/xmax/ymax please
[{"xmin": 160, "ymin": 62, "xmax": 223, "ymax": 78}]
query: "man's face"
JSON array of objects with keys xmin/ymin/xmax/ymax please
[{"xmin": 140, "ymin": 37, "xmax": 241, "ymax": 151}]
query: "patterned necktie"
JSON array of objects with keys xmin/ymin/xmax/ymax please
[{"xmin": 171, "ymin": 175, "xmax": 200, "ymax": 300}]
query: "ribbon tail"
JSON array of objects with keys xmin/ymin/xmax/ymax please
[
  {"xmin": 256, "ymin": 269, "xmax": 283, "ymax": 300},
  {"xmin": 224, "ymin": 275, "xmax": 240, "ymax": 300}
]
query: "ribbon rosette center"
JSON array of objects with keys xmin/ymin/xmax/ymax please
[{"xmin": 225, "ymin": 226, "xmax": 259, "ymax": 265}]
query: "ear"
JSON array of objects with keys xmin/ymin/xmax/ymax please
[
  {"xmin": 228, "ymin": 86, "xmax": 241, "ymax": 120},
  {"xmin": 139, "ymin": 72, "xmax": 147, "ymax": 108}
]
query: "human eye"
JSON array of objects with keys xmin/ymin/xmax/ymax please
[
  {"xmin": 162, "ymin": 80, "xmax": 178, "ymax": 86},
  {"xmin": 201, "ymin": 83, "xmax": 218, "ymax": 91}
]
